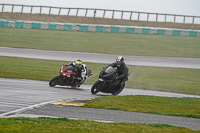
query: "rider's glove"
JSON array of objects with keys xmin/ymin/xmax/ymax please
[
  {"xmin": 72, "ymin": 62, "xmax": 75, "ymax": 67},
  {"xmin": 116, "ymin": 76, "xmax": 120, "ymax": 80}
]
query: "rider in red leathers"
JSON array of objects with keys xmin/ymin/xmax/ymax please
[{"xmin": 69, "ymin": 59, "xmax": 87, "ymax": 87}]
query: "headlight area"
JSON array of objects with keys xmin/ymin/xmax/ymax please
[{"xmin": 62, "ymin": 73, "xmax": 70, "ymax": 77}]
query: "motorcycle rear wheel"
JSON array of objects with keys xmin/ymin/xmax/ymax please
[
  {"xmin": 49, "ymin": 76, "xmax": 60, "ymax": 87},
  {"xmin": 91, "ymin": 80, "xmax": 102, "ymax": 94},
  {"xmin": 111, "ymin": 83, "xmax": 125, "ymax": 95}
]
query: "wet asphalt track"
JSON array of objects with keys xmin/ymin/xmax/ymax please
[
  {"xmin": 0, "ymin": 78, "xmax": 200, "ymax": 130},
  {"xmin": 0, "ymin": 47, "xmax": 200, "ymax": 130},
  {"xmin": 1, "ymin": 47, "xmax": 200, "ymax": 69}
]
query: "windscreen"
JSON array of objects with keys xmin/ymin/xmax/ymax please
[
  {"xmin": 105, "ymin": 66, "xmax": 116, "ymax": 74},
  {"xmin": 64, "ymin": 66, "xmax": 74, "ymax": 72}
]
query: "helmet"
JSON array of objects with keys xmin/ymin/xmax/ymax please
[
  {"xmin": 75, "ymin": 59, "xmax": 83, "ymax": 68},
  {"xmin": 116, "ymin": 56, "xmax": 124, "ymax": 67}
]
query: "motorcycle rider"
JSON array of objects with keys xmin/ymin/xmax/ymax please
[
  {"xmin": 69, "ymin": 59, "xmax": 87, "ymax": 87},
  {"xmin": 107, "ymin": 56, "xmax": 129, "ymax": 94}
]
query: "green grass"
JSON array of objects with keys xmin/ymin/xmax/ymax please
[
  {"xmin": 85, "ymin": 95, "xmax": 200, "ymax": 118},
  {"xmin": 0, "ymin": 56, "xmax": 200, "ymax": 95},
  {"xmin": 0, "ymin": 117, "xmax": 197, "ymax": 133},
  {"xmin": 0, "ymin": 28, "xmax": 200, "ymax": 58},
  {"xmin": 1, "ymin": 28, "xmax": 200, "ymax": 132}
]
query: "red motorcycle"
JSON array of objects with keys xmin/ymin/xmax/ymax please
[{"xmin": 49, "ymin": 65, "xmax": 93, "ymax": 87}]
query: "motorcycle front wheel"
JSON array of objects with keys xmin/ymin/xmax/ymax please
[
  {"xmin": 91, "ymin": 80, "xmax": 102, "ymax": 94},
  {"xmin": 49, "ymin": 76, "xmax": 60, "ymax": 87}
]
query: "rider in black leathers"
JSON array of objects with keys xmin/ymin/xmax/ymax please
[{"xmin": 107, "ymin": 56, "xmax": 129, "ymax": 93}]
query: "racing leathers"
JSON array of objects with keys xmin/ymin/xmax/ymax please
[
  {"xmin": 69, "ymin": 62, "xmax": 87, "ymax": 86},
  {"xmin": 108, "ymin": 61, "xmax": 129, "ymax": 90}
]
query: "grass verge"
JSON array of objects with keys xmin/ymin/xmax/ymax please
[
  {"xmin": 0, "ymin": 56, "xmax": 200, "ymax": 95},
  {"xmin": 0, "ymin": 28, "xmax": 200, "ymax": 58},
  {"xmin": 0, "ymin": 117, "xmax": 197, "ymax": 133},
  {"xmin": 1, "ymin": 56, "xmax": 200, "ymax": 95},
  {"xmin": 85, "ymin": 95, "xmax": 200, "ymax": 119}
]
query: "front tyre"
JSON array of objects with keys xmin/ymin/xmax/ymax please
[
  {"xmin": 91, "ymin": 80, "xmax": 102, "ymax": 94},
  {"xmin": 49, "ymin": 76, "xmax": 60, "ymax": 87}
]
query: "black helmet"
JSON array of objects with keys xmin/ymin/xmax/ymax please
[{"xmin": 116, "ymin": 56, "xmax": 124, "ymax": 67}]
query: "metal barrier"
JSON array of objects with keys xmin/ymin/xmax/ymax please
[{"xmin": 0, "ymin": 3, "xmax": 200, "ymax": 24}]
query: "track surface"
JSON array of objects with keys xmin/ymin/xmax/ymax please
[
  {"xmin": 1, "ymin": 47, "xmax": 200, "ymax": 69},
  {"xmin": 0, "ymin": 78, "xmax": 200, "ymax": 130}
]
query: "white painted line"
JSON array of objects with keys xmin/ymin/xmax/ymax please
[{"xmin": 0, "ymin": 99, "xmax": 62, "ymax": 118}]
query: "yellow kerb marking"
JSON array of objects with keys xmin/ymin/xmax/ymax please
[
  {"xmin": 51, "ymin": 102, "xmax": 85, "ymax": 106},
  {"xmin": 51, "ymin": 98, "xmax": 93, "ymax": 106}
]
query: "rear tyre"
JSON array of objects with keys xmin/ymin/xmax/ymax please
[
  {"xmin": 111, "ymin": 83, "xmax": 125, "ymax": 95},
  {"xmin": 91, "ymin": 80, "xmax": 102, "ymax": 94},
  {"xmin": 49, "ymin": 76, "xmax": 60, "ymax": 87}
]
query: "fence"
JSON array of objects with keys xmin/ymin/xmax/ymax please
[{"xmin": 0, "ymin": 3, "xmax": 200, "ymax": 24}]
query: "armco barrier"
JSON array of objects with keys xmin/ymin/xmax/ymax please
[{"xmin": 0, "ymin": 19, "xmax": 200, "ymax": 37}]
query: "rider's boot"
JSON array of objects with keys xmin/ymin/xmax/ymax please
[
  {"xmin": 75, "ymin": 75, "xmax": 87, "ymax": 87},
  {"xmin": 81, "ymin": 76, "xmax": 87, "ymax": 84}
]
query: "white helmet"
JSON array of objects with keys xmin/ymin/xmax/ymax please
[{"xmin": 116, "ymin": 56, "xmax": 124, "ymax": 67}]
